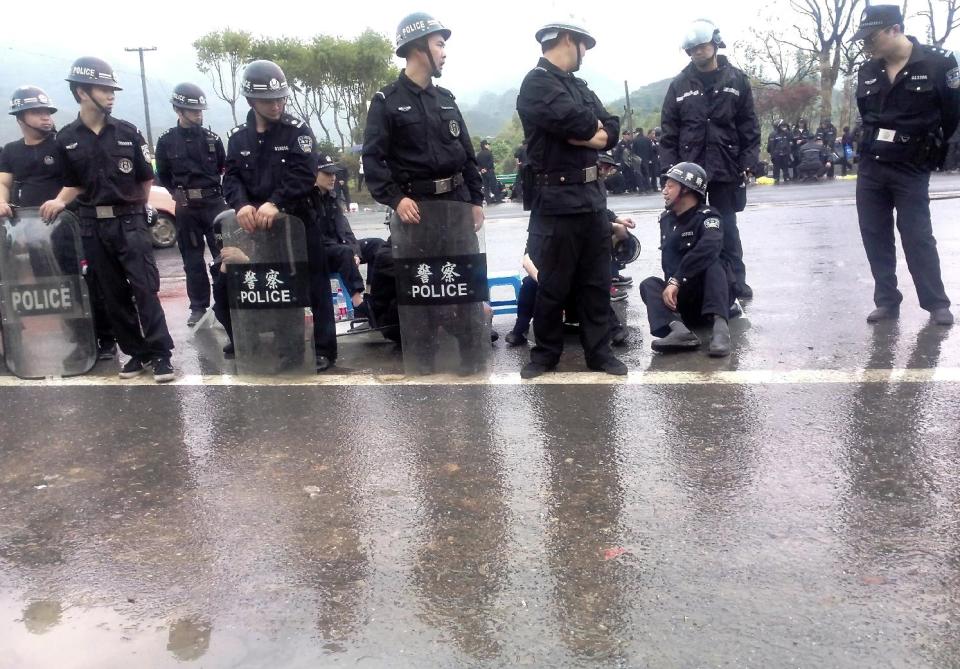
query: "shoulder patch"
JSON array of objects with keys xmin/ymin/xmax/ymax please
[
  {"xmin": 228, "ymin": 123, "xmax": 246, "ymax": 138},
  {"xmin": 435, "ymin": 85, "xmax": 455, "ymax": 100},
  {"xmin": 703, "ymin": 217, "xmax": 721, "ymax": 230},
  {"xmin": 947, "ymin": 66, "xmax": 960, "ymax": 89}
]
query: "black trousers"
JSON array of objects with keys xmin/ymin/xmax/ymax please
[
  {"xmin": 772, "ymin": 156, "xmax": 791, "ymax": 181},
  {"xmin": 81, "ymin": 214, "xmax": 174, "ymax": 360},
  {"xmin": 528, "ymin": 211, "xmax": 613, "ymax": 368},
  {"xmin": 855, "ymin": 156, "xmax": 950, "ymax": 311},
  {"xmin": 639, "ymin": 261, "xmax": 730, "ymax": 338},
  {"xmin": 798, "ymin": 163, "xmax": 828, "ymax": 180},
  {"xmin": 176, "ymin": 199, "xmax": 225, "ymax": 312},
  {"xmin": 511, "ymin": 274, "xmax": 621, "ymax": 337},
  {"xmin": 325, "ymin": 243, "xmax": 364, "ymax": 296},
  {"xmin": 706, "ymin": 180, "xmax": 747, "ymax": 289},
  {"xmin": 213, "ymin": 221, "xmax": 337, "ymax": 361}
]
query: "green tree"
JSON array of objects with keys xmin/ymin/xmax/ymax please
[{"xmin": 193, "ymin": 29, "xmax": 256, "ymax": 125}]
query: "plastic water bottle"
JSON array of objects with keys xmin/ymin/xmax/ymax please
[{"xmin": 336, "ymin": 288, "xmax": 347, "ymax": 320}]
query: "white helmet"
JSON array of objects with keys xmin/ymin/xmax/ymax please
[
  {"xmin": 682, "ymin": 19, "xmax": 725, "ymax": 51},
  {"xmin": 535, "ymin": 17, "xmax": 596, "ymax": 50}
]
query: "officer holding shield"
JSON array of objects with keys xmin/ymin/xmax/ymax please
[
  {"xmin": 39, "ymin": 57, "xmax": 175, "ymax": 383},
  {"xmin": 852, "ymin": 5, "xmax": 956, "ymax": 326},
  {"xmin": 155, "ymin": 83, "xmax": 226, "ymax": 328},
  {"xmin": 222, "ymin": 59, "xmax": 337, "ymax": 372}
]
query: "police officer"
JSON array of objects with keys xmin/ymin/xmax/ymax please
[
  {"xmin": 792, "ymin": 118, "xmax": 813, "ymax": 180},
  {"xmin": 767, "ymin": 119, "xmax": 793, "ymax": 183},
  {"xmin": 39, "ymin": 57, "xmax": 175, "ymax": 382},
  {"xmin": 222, "ymin": 59, "xmax": 337, "ymax": 371},
  {"xmin": 660, "ymin": 19, "xmax": 760, "ymax": 299},
  {"xmin": 639, "ymin": 162, "xmax": 733, "ymax": 357},
  {"xmin": 312, "ymin": 154, "xmax": 370, "ymax": 320},
  {"xmin": 853, "ymin": 4, "xmax": 956, "ymax": 326},
  {"xmin": 477, "ymin": 139, "xmax": 498, "ymax": 203},
  {"xmin": 516, "ymin": 18, "xmax": 625, "ymax": 378},
  {"xmin": 361, "ymin": 12, "xmax": 487, "ymax": 373},
  {"xmin": 154, "ymin": 82, "xmax": 226, "ymax": 327}
]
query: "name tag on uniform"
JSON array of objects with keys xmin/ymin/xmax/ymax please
[{"xmin": 876, "ymin": 128, "xmax": 897, "ymax": 142}]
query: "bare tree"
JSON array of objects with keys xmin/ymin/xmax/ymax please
[
  {"xmin": 781, "ymin": 0, "xmax": 863, "ymax": 121},
  {"xmin": 917, "ymin": 0, "xmax": 960, "ymax": 46}
]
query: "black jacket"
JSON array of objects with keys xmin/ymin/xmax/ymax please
[
  {"xmin": 659, "ymin": 204, "xmax": 726, "ymax": 284},
  {"xmin": 312, "ymin": 188, "xmax": 359, "ymax": 253},
  {"xmin": 856, "ymin": 36, "xmax": 960, "ymax": 168},
  {"xmin": 516, "ymin": 57, "xmax": 619, "ymax": 214},
  {"xmin": 155, "ymin": 124, "xmax": 225, "ymax": 194},
  {"xmin": 767, "ymin": 129, "xmax": 793, "ymax": 158},
  {"xmin": 659, "ymin": 56, "xmax": 760, "ymax": 183},
  {"xmin": 476, "ymin": 148, "xmax": 495, "ymax": 172},
  {"xmin": 223, "ymin": 109, "xmax": 317, "ymax": 222},
  {"xmin": 817, "ymin": 123, "xmax": 838, "ymax": 149},
  {"xmin": 798, "ymin": 142, "xmax": 831, "ymax": 169},
  {"xmin": 361, "ymin": 71, "xmax": 483, "ymax": 209}
]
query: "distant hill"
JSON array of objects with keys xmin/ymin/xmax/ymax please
[
  {"xmin": 461, "ymin": 88, "xmax": 519, "ymax": 138},
  {"xmin": 607, "ymin": 77, "xmax": 673, "ymax": 116}
]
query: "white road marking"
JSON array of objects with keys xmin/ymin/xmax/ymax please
[{"xmin": 0, "ymin": 368, "xmax": 958, "ymax": 388}]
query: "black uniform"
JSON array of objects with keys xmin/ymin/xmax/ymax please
[
  {"xmin": 791, "ymin": 125, "xmax": 813, "ymax": 179},
  {"xmin": 56, "ymin": 115, "xmax": 173, "ymax": 362},
  {"xmin": 476, "ymin": 146, "xmax": 498, "ymax": 203},
  {"xmin": 313, "ymin": 187, "xmax": 363, "ymax": 296},
  {"xmin": 816, "ymin": 122, "xmax": 838, "ymax": 176},
  {"xmin": 797, "ymin": 142, "xmax": 831, "ymax": 179},
  {"xmin": 631, "ymin": 134, "xmax": 654, "ymax": 192},
  {"xmin": 855, "ymin": 36, "xmax": 959, "ymax": 313},
  {"xmin": 0, "ymin": 135, "xmax": 115, "ymax": 353},
  {"xmin": 517, "ymin": 57, "xmax": 620, "ymax": 369},
  {"xmin": 220, "ymin": 109, "xmax": 336, "ymax": 362},
  {"xmin": 639, "ymin": 205, "xmax": 732, "ymax": 337},
  {"xmin": 362, "ymin": 71, "xmax": 483, "ymax": 210},
  {"xmin": 154, "ymin": 124, "xmax": 227, "ymax": 313},
  {"xmin": 660, "ymin": 56, "xmax": 760, "ymax": 293},
  {"xmin": 767, "ymin": 128, "xmax": 793, "ymax": 182}
]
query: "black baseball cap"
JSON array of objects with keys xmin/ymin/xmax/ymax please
[{"xmin": 852, "ymin": 5, "xmax": 903, "ymax": 41}]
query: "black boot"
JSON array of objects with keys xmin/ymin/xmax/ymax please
[{"xmin": 708, "ymin": 317, "xmax": 731, "ymax": 357}]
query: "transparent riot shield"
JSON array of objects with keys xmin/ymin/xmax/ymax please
[
  {"xmin": 219, "ymin": 211, "xmax": 315, "ymax": 375},
  {"xmin": 0, "ymin": 208, "xmax": 96, "ymax": 379},
  {"xmin": 391, "ymin": 200, "xmax": 490, "ymax": 375}
]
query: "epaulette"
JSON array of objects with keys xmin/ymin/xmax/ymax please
[
  {"xmin": 374, "ymin": 82, "xmax": 399, "ymax": 101},
  {"xmin": 699, "ymin": 206, "xmax": 714, "ymax": 215},
  {"xmin": 116, "ymin": 118, "xmax": 140, "ymax": 134},
  {"xmin": 228, "ymin": 123, "xmax": 246, "ymax": 138},
  {"xmin": 926, "ymin": 44, "xmax": 951, "ymax": 58},
  {"xmin": 435, "ymin": 85, "xmax": 455, "ymax": 100},
  {"xmin": 156, "ymin": 128, "xmax": 170, "ymax": 141},
  {"xmin": 203, "ymin": 128, "xmax": 221, "ymax": 141},
  {"xmin": 281, "ymin": 114, "xmax": 305, "ymax": 128}
]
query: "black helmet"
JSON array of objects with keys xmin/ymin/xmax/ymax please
[
  {"xmin": 65, "ymin": 56, "xmax": 122, "ymax": 90},
  {"xmin": 9, "ymin": 86, "xmax": 57, "ymax": 115},
  {"xmin": 171, "ymin": 82, "xmax": 208, "ymax": 110},
  {"xmin": 664, "ymin": 162, "xmax": 708, "ymax": 197},
  {"xmin": 681, "ymin": 19, "xmax": 725, "ymax": 51},
  {"xmin": 535, "ymin": 17, "xmax": 596, "ymax": 50},
  {"xmin": 598, "ymin": 151, "xmax": 617, "ymax": 167},
  {"xmin": 240, "ymin": 60, "xmax": 290, "ymax": 99},
  {"xmin": 395, "ymin": 13, "xmax": 451, "ymax": 57},
  {"xmin": 613, "ymin": 231, "xmax": 641, "ymax": 266}
]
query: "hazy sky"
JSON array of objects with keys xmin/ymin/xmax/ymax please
[{"xmin": 3, "ymin": 0, "xmax": 958, "ymax": 111}]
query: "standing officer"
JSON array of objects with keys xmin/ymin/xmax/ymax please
[
  {"xmin": 767, "ymin": 119, "xmax": 793, "ymax": 183},
  {"xmin": 516, "ymin": 18, "xmax": 625, "ymax": 379},
  {"xmin": 477, "ymin": 139, "xmax": 498, "ymax": 203},
  {"xmin": 154, "ymin": 83, "xmax": 226, "ymax": 327},
  {"xmin": 639, "ymin": 162, "xmax": 733, "ymax": 356},
  {"xmin": 222, "ymin": 59, "xmax": 337, "ymax": 371},
  {"xmin": 660, "ymin": 18, "xmax": 760, "ymax": 299},
  {"xmin": 39, "ymin": 57, "xmax": 175, "ymax": 383},
  {"xmin": 0, "ymin": 86, "xmax": 117, "ymax": 361},
  {"xmin": 853, "ymin": 4, "xmax": 956, "ymax": 326}
]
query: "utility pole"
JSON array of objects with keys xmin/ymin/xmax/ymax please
[
  {"xmin": 125, "ymin": 46, "xmax": 157, "ymax": 150},
  {"xmin": 623, "ymin": 80, "xmax": 633, "ymax": 134}
]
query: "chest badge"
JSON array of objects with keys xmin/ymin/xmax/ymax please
[
  {"xmin": 864, "ymin": 78, "xmax": 878, "ymax": 85},
  {"xmin": 240, "ymin": 150, "xmax": 251, "ymax": 157},
  {"xmin": 118, "ymin": 157, "xmax": 134, "ymax": 174},
  {"xmin": 43, "ymin": 155, "xmax": 55, "ymax": 166},
  {"xmin": 65, "ymin": 142, "xmax": 78, "ymax": 150},
  {"xmin": 398, "ymin": 106, "xmax": 411, "ymax": 112},
  {"xmin": 448, "ymin": 120, "xmax": 461, "ymax": 138}
]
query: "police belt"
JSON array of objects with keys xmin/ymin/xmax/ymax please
[
  {"xmin": 401, "ymin": 174, "xmax": 464, "ymax": 196},
  {"xmin": 532, "ymin": 165, "xmax": 599, "ymax": 187},
  {"xmin": 178, "ymin": 186, "xmax": 223, "ymax": 201},
  {"xmin": 78, "ymin": 204, "xmax": 145, "ymax": 219}
]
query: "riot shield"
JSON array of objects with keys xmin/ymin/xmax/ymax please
[
  {"xmin": 0, "ymin": 208, "xmax": 96, "ymax": 379},
  {"xmin": 219, "ymin": 211, "xmax": 315, "ymax": 375},
  {"xmin": 391, "ymin": 200, "xmax": 490, "ymax": 375}
]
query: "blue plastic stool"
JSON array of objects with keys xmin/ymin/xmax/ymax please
[{"xmin": 487, "ymin": 272, "xmax": 523, "ymax": 316}]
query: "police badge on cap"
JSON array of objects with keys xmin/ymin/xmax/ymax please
[{"xmin": 852, "ymin": 4, "xmax": 903, "ymax": 41}]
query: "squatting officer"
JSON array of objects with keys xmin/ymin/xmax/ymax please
[
  {"xmin": 155, "ymin": 83, "xmax": 226, "ymax": 327},
  {"xmin": 39, "ymin": 57, "xmax": 175, "ymax": 383},
  {"xmin": 516, "ymin": 17, "xmax": 625, "ymax": 379},
  {"xmin": 853, "ymin": 4, "xmax": 956, "ymax": 326},
  {"xmin": 639, "ymin": 162, "xmax": 733, "ymax": 357},
  {"xmin": 222, "ymin": 59, "xmax": 337, "ymax": 372},
  {"xmin": 660, "ymin": 19, "xmax": 760, "ymax": 300}
]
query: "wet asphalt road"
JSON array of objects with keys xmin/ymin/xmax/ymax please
[{"xmin": 3, "ymin": 176, "xmax": 960, "ymax": 667}]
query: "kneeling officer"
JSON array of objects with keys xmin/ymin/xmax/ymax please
[{"xmin": 639, "ymin": 162, "xmax": 733, "ymax": 357}]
